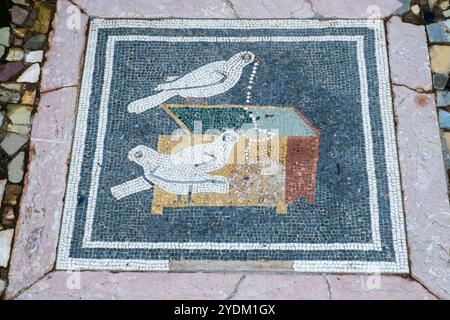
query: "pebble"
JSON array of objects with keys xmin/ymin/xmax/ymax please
[
  {"xmin": 439, "ymin": 109, "xmax": 450, "ymax": 129},
  {"xmin": 3, "ymin": 184, "xmax": 22, "ymax": 206},
  {"xmin": 0, "ymin": 45, "xmax": 5, "ymax": 58},
  {"xmin": 426, "ymin": 20, "xmax": 450, "ymax": 43},
  {"xmin": 8, "ymin": 152, "xmax": 25, "ymax": 183},
  {"xmin": 21, "ymin": 89, "xmax": 36, "ymax": 104},
  {"xmin": 7, "ymin": 104, "xmax": 33, "ymax": 125},
  {"xmin": 0, "ymin": 133, "xmax": 28, "ymax": 156},
  {"xmin": 0, "ymin": 27, "xmax": 10, "ymax": 47},
  {"xmin": 0, "ymin": 229, "xmax": 14, "ymax": 267},
  {"xmin": 444, "ymin": 9, "xmax": 450, "ymax": 17},
  {"xmin": 12, "ymin": 0, "xmax": 30, "ymax": 6},
  {"xmin": 23, "ymin": 34, "xmax": 46, "ymax": 50},
  {"xmin": 439, "ymin": 0, "xmax": 449, "ymax": 10},
  {"xmin": 0, "ymin": 87, "xmax": 21, "ymax": 104},
  {"xmin": 433, "ymin": 73, "xmax": 449, "ymax": 90},
  {"xmin": 16, "ymin": 63, "xmax": 40, "ymax": 83},
  {"xmin": 5, "ymin": 47, "xmax": 24, "ymax": 61},
  {"xmin": 0, "ymin": 61, "xmax": 26, "ymax": 82},
  {"xmin": 11, "ymin": 6, "xmax": 29, "ymax": 26},
  {"xmin": 411, "ymin": 4, "xmax": 421, "ymax": 15},
  {"xmin": 423, "ymin": 9, "xmax": 436, "ymax": 23},
  {"xmin": 0, "ymin": 280, "xmax": 5, "ymax": 296},
  {"xmin": 32, "ymin": 2, "xmax": 51, "ymax": 34},
  {"xmin": 2, "ymin": 207, "xmax": 16, "ymax": 228},
  {"xmin": 25, "ymin": 50, "xmax": 43, "ymax": 63},
  {"xmin": 437, "ymin": 90, "xmax": 450, "ymax": 107},
  {"xmin": 7, "ymin": 124, "xmax": 30, "ymax": 136},
  {"xmin": 429, "ymin": 45, "xmax": 450, "ymax": 74}
]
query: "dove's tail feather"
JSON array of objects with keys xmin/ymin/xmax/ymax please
[
  {"xmin": 127, "ymin": 90, "xmax": 176, "ymax": 113},
  {"xmin": 111, "ymin": 177, "xmax": 153, "ymax": 200}
]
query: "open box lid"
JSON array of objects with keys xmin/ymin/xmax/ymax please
[{"xmin": 163, "ymin": 104, "xmax": 319, "ymax": 137}]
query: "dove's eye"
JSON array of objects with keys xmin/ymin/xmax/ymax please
[
  {"xmin": 241, "ymin": 53, "xmax": 252, "ymax": 62},
  {"xmin": 134, "ymin": 151, "xmax": 143, "ymax": 158}
]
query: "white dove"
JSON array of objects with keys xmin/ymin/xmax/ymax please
[
  {"xmin": 127, "ymin": 51, "xmax": 257, "ymax": 114},
  {"xmin": 111, "ymin": 131, "xmax": 239, "ymax": 202}
]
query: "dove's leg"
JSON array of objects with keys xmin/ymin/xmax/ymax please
[
  {"xmin": 187, "ymin": 190, "xmax": 195, "ymax": 204},
  {"xmin": 111, "ymin": 177, "xmax": 153, "ymax": 200}
]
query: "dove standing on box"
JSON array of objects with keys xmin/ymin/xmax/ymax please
[
  {"xmin": 111, "ymin": 131, "xmax": 239, "ymax": 201},
  {"xmin": 127, "ymin": 51, "xmax": 257, "ymax": 114}
]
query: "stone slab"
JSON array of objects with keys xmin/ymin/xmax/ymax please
[
  {"xmin": 14, "ymin": 272, "xmax": 436, "ymax": 300},
  {"xmin": 5, "ymin": 87, "xmax": 79, "ymax": 300},
  {"xmin": 387, "ymin": 16, "xmax": 433, "ymax": 91},
  {"xmin": 41, "ymin": 0, "xmax": 88, "ymax": 92},
  {"xmin": 229, "ymin": 0, "xmax": 314, "ymax": 18},
  {"xmin": 16, "ymin": 272, "xmax": 241, "ymax": 300},
  {"xmin": 393, "ymin": 85, "xmax": 450, "ymax": 299},
  {"xmin": 310, "ymin": 0, "xmax": 407, "ymax": 18},
  {"xmin": 72, "ymin": 0, "xmax": 236, "ymax": 18}
]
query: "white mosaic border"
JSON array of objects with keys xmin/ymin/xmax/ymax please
[{"xmin": 57, "ymin": 19, "xmax": 408, "ymax": 273}]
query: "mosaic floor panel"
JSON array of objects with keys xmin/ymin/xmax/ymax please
[{"xmin": 57, "ymin": 19, "xmax": 408, "ymax": 273}]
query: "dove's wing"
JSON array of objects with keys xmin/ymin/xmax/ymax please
[
  {"xmin": 170, "ymin": 143, "xmax": 217, "ymax": 169},
  {"xmin": 169, "ymin": 140, "xmax": 231, "ymax": 173},
  {"xmin": 155, "ymin": 61, "xmax": 227, "ymax": 91}
]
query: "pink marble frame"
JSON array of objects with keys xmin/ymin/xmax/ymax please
[{"xmin": 4, "ymin": 0, "xmax": 449, "ymax": 300}]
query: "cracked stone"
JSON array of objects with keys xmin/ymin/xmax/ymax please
[
  {"xmin": 17, "ymin": 63, "xmax": 40, "ymax": 83},
  {"xmin": 24, "ymin": 34, "xmax": 46, "ymax": 50},
  {"xmin": 429, "ymin": 45, "xmax": 450, "ymax": 74},
  {"xmin": 433, "ymin": 73, "xmax": 449, "ymax": 90},
  {"xmin": 0, "ymin": 229, "xmax": 14, "ymax": 267},
  {"xmin": 7, "ymin": 104, "xmax": 33, "ymax": 125},
  {"xmin": 439, "ymin": 109, "xmax": 450, "ymax": 129},
  {"xmin": 0, "ymin": 27, "xmax": 10, "ymax": 47},
  {"xmin": 437, "ymin": 90, "xmax": 450, "ymax": 106},
  {"xmin": 0, "ymin": 133, "xmax": 28, "ymax": 156},
  {"xmin": 11, "ymin": 6, "xmax": 29, "ymax": 25},
  {"xmin": 8, "ymin": 151, "xmax": 25, "ymax": 184},
  {"xmin": 426, "ymin": 20, "xmax": 450, "ymax": 43},
  {"xmin": 387, "ymin": 16, "xmax": 432, "ymax": 91},
  {"xmin": 25, "ymin": 50, "xmax": 43, "ymax": 63},
  {"xmin": 0, "ymin": 62, "xmax": 26, "ymax": 82},
  {"xmin": 5, "ymin": 47, "xmax": 24, "ymax": 62}
]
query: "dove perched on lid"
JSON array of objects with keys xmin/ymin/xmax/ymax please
[{"xmin": 127, "ymin": 51, "xmax": 257, "ymax": 114}]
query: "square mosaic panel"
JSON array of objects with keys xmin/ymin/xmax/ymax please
[{"xmin": 57, "ymin": 19, "xmax": 409, "ymax": 273}]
